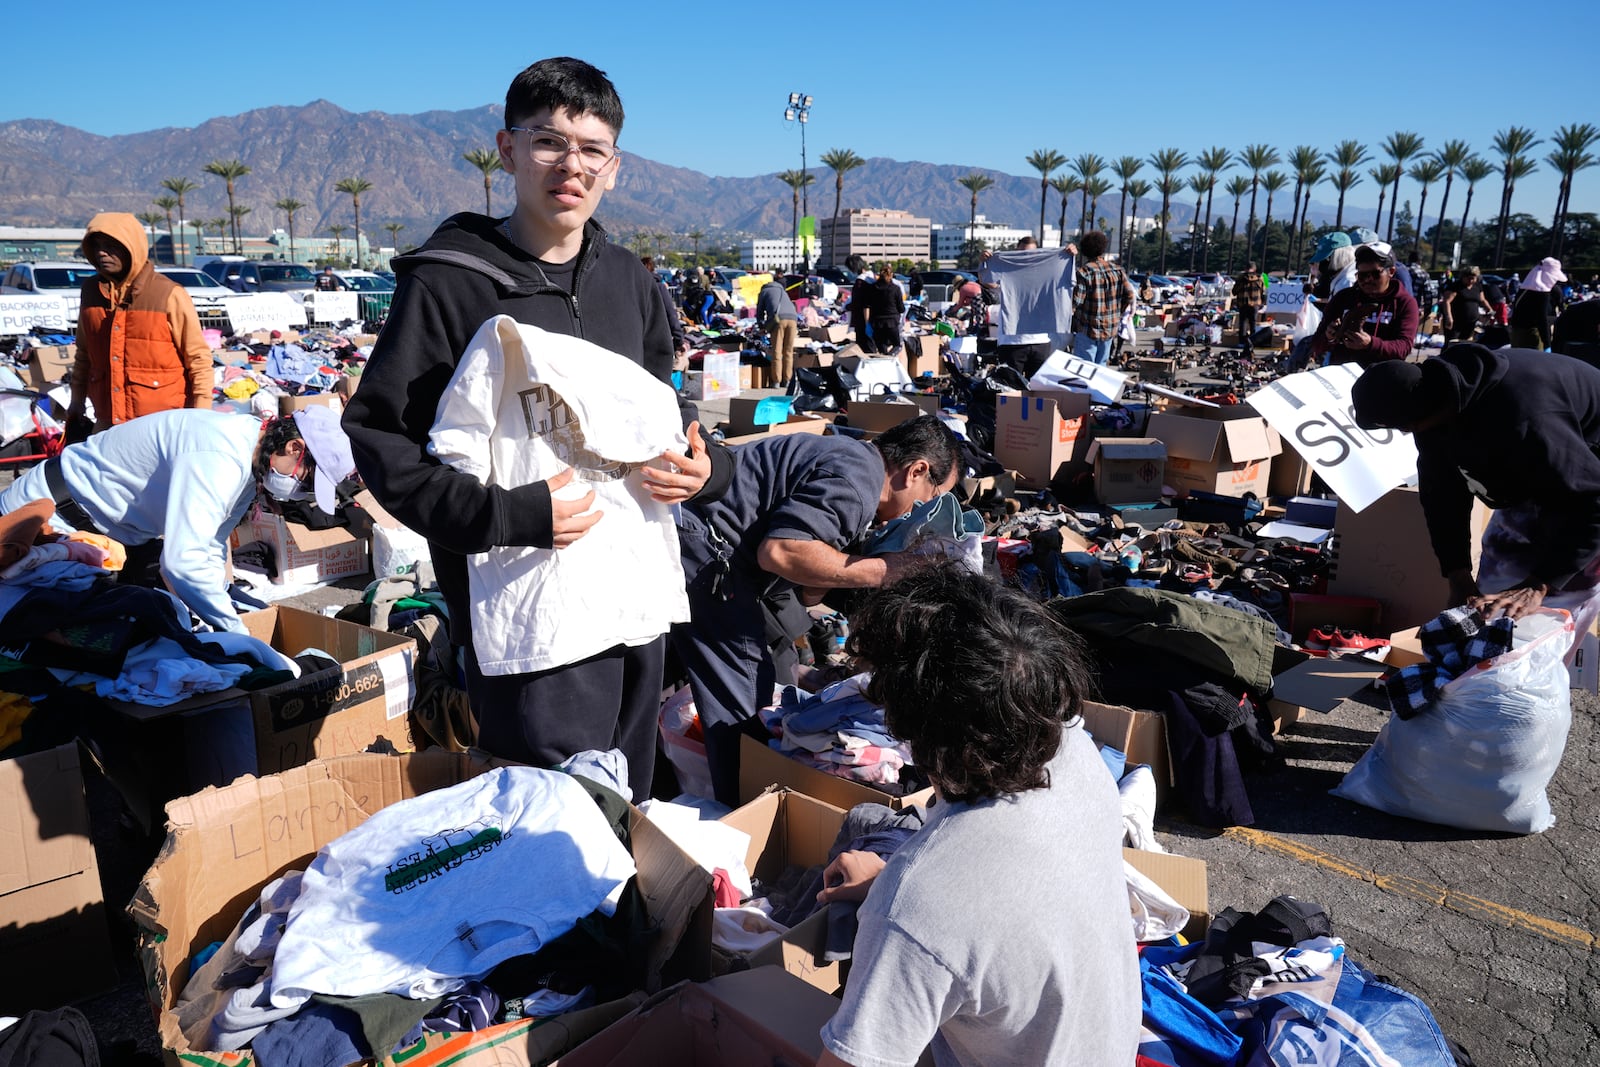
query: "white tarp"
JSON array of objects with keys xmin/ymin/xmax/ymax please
[
  {"xmin": 1245, "ymin": 363, "xmax": 1417, "ymax": 512},
  {"xmin": 306, "ymin": 291, "xmax": 359, "ymax": 324},
  {"xmin": 0, "ymin": 295, "xmax": 72, "ymax": 335},
  {"xmin": 1027, "ymin": 350, "xmax": 1129, "ymax": 405},
  {"xmin": 222, "ymin": 293, "xmax": 308, "ymax": 334}
]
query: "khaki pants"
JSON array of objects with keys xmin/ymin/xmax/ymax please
[{"xmin": 767, "ymin": 318, "xmax": 798, "ymax": 385}]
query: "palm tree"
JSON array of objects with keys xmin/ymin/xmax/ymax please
[
  {"xmin": 229, "ymin": 205, "xmax": 252, "ymax": 251},
  {"xmin": 334, "ymin": 177, "xmax": 374, "ymax": 270},
  {"xmin": 1185, "ymin": 173, "xmax": 1213, "ymax": 270},
  {"xmin": 203, "ymin": 158, "xmax": 251, "ymax": 253},
  {"xmin": 1224, "ymin": 175, "xmax": 1251, "ymax": 272},
  {"xmin": 1546, "ymin": 123, "xmax": 1600, "ymax": 257},
  {"xmin": 956, "ymin": 173, "xmax": 996, "ymax": 253},
  {"xmin": 1379, "ymin": 132, "xmax": 1426, "ymax": 242},
  {"xmin": 1125, "ymin": 179, "xmax": 1152, "ymax": 270},
  {"xmin": 384, "ymin": 222, "xmax": 405, "ymax": 256},
  {"xmin": 152, "ymin": 195, "xmax": 179, "ymax": 265},
  {"xmin": 1259, "ymin": 171, "xmax": 1290, "ymax": 270},
  {"xmin": 1326, "ymin": 140, "xmax": 1372, "ymax": 229},
  {"xmin": 1071, "ymin": 153, "xmax": 1107, "ymax": 235},
  {"xmin": 1291, "ymin": 159, "xmax": 1327, "ymax": 271},
  {"xmin": 462, "ymin": 147, "xmax": 503, "ymax": 216},
  {"xmin": 1457, "ymin": 156, "xmax": 1494, "ymax": 262},
  {"xmin": 1491, "ymin": 126, "xmax": 1541, "ymax": 269},
  {"xmin": 1369, "ymin": 164, "xmax": 1400, "ymax": 232},
  {"xmin": 1085, "ymin": 177, "xmax": 1113, "ymax": 239},
  {"xmin": 328, "ymin": 224, "xmax": 348, "ymax": 265},
  {"xmin": 1195, "ymin": 147, "xmax": 1232, "ymax": 270},
  {"xmin": 1239, "ymin": 144, "xmax": 1280, "ymax": 260},
  {"xmin": 1021, "ymin": 149, "xmax": 1067, "ymax": 244},
  {"xmin": 203, "ymin": 218, "xmax": 229, "ymax": 255},
  {"xmin": 135, "ymin": 212, "xmax": 163, "ymax": 252},
  {"xmin": 160, "ymin": 177, "xmax": 200, "ymax": 266},
  {"xmin": 1407, "ymin": 158, "xmax": 1446, "ymax": 262},
  {"xmin": 820, "ymin": 148, "xmax": 865, "ymax": 267},
  {"xmin": 1050, "ymin": 175, "xmax": 1083, "ymax": 248},
  {"xmin": 1111, "ymin": 156, "xmax": 1144, "ymax": 260},
  {"xmin": 778, "ymin": 170, "xmax": 815, "ymax": 270},
  {"xmin": 273, "ymin": 198, "xmax": 305, "ymax": 263},
  {"xmin": 688, "ymin": 229, "xmax": 705, "ymax": 263},
  {"xmin": 1428, "ymin": 140, "xmax": 1473, "ymax": 270},
  {"xmin": 1284, "ymin": 146, "xmax": 1320, "ymax": 271},
  {"xmin": 1147, "ymin": 148, "xmax": 1188, "ymax": 274}
]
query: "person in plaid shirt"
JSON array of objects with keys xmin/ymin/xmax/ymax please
[
  {"xmin": 1070, "ymin": 230, "xmax": 1136, "ymax": 365},
  {"xmin": 1233, "ymin": 262, "xmax": 1266, "ymax": 353}
]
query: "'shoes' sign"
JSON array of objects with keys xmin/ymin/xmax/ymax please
[
  {"xmin": 0, "ymin": 296, "xmax": 71, "ymax": 335},
  {"xmin": 1246, "ymin": 363, "xmax": 1416, "ymax": 512}
]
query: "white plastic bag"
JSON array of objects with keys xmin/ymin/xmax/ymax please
[
  {"xmin": 658, "ymin": 686, "xmax": 716, "ymax": 800},
  {"xmin": 1332, "ymin": 609, "xmax": 1575, "ymax": 833},
  {"xmin": 1290, "ymin": 300, "xmax": 1323, "ymax": 343}
]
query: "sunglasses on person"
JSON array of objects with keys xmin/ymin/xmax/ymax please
[
  {"xmin": 508, "ymin": 127, "xmax": 619, "ymax": 176},
  {"xmin": 1355, "ymin": 268, "xmax": 1389, "ymax": 281}
]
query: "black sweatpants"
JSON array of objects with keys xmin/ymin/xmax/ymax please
[{"xmin": 468, "ymin": 636, "xmax": 665, "ymax": 801}]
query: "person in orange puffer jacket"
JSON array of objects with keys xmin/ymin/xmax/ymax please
[{"xmin": 68, "ymin": 212, "xmax": 212, "ymax": 433}]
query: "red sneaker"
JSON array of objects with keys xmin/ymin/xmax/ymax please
[
  {"xmin": 1305, "ymin": 627, "xmax": 1338, "ymax": 650},
  {"xmin": 1330, "ymin": 630, "xmax": 1391, "ymax": 655}
]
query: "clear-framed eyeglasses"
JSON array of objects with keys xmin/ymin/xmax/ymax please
[{"xmin": 508, "ymin": 127, "xmax": 619, "ymax": 176}]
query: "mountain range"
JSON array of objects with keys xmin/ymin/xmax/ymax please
[{"xmin": 0, "ymin": 100, "xmax": 1358, "ymax": 249}]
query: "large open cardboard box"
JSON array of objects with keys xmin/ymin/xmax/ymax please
[
  {"xmin": 740, "ymin": 734, "xmax": 934, "ymax": 811},
  {"xmin": 552, "ymin": 967, "xmax": 839, "ymax": 1066},
  {"xmin": 1148, "ymin": 409, "xmax": 1281, "ymax": 499},
  {"xmin": 1126, "ymin": 847, "xmax": 1210, "ymax": 940},
  {"xmin": 845, "ymin": 395, "xmax": 939, "ymax": 436},
  {"xmin": 718, "ymin": 789, "xmax": 848, "ymax": 992},
  {"xmin": 0, "ymin": 741, "xmax": 119, "ymax": 1009},
  {"xmin": 232, "ymin": 510, "xmax": 371, "ymax": 587},
  {"xmin": 107, "ymin": 605, "xmax": 416, "ymax": 787},
  {"xmin": 130, "ymin": 751, "xmax": 715, "ymax": 1067},
  {"xmin": 1079, "ymin": 700, "xmax": 1173, "ymax": 795},
  {"xmin": 1089, "ymin": 438, "xmax": 1167, "ymax": 506},
  {"xmin": 992, "ymin": 392, "xmax": 1091, "ymax": 487}
]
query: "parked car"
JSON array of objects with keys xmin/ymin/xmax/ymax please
[
  {"xmin": 328, "ymin": 269, "xmax": 395, "ymax": 321},
  {"xmin": 0, "ymin": 261, "xmax": 98, "ymax": 323},
  {"xmin": 156, "ymin": 267, "xmax": 235, "ymax": 329},
  {"xmin": 202, "ymin": 260, "xmax": 317, "ymax": 293},
  {"xmin": 814, "ymin": 266, "xmax": 858, "ymax": 287}
]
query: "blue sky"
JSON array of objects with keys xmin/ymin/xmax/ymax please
[{"xmin": 6, "ymin": 1, "xmax": 1597, "ymax": 220}]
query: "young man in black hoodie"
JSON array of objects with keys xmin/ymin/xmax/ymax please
[
  {"xmin": 1352, "ymin": 344, "xmax": 1600, "ymax": 620},
  {"xmin": 342, "ymin": 57, "xmax": 731, "ymax": 798}
]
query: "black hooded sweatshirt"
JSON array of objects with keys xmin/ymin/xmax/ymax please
[
  {"xmin": 1415, "ymin": 345, "xmax": 1600, "ymax": 587},
  {"xmin": 342, "ymin": 212, "xmax": 731, "ymax": 647}
]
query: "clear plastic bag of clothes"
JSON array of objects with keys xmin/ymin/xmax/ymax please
[
  {"xmin": 0, "ymin": 365, "xmax": 57, "ymax": 445},
  {"xmin": 1333, "ymin": 609, "xmax": 1574, "ymax": 833}
]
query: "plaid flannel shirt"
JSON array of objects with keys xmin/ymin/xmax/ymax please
[
  {"xmin": 1234, "ymin": 272, "xmax": 1266, "ymax": 308},
  {"xmin": 1073, "ymin": 260, "xmax": 1136, "ymax": 339}
]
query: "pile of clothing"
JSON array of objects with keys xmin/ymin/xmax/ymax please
[
  {"xmin": 174, "ymin": 765, "xmax": 652, "ymax": 1067},
  {"xmin": 758, "ymin": 674, "xmax": 919, "ymax": 791}
]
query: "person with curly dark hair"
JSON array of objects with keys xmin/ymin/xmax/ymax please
[{"xmin": 814, "ymin": 562, "xmax": 1140, "ymax": 1067}]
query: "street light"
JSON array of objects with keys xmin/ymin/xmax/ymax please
[{"xmin": 784, "ymin": 92, "xmax": 812, "ymax": 270}]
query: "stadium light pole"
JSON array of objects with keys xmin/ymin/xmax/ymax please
[{"xmin": 785, "ymin": 92, "xmax": 812, "ymax": 270}]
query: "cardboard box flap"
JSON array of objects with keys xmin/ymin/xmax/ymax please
[
  {"xmin": 1148, "ymin": 412, "xmax": 1225, "ymax": 462},
  {"xmin": 1220, "ymin": 417, "xmax": 1282, "ymax": 460},
  {"xmin": 0, "ymin": 743, "xmax": 95, "ymax": 896},
  {"xmin": 1124, "ymin": 847, "xmax": 1209, "ymax": 930},
  {"xmin": 1096, "ymin": 438, "xmax": 1167, "ymax": 461},
  {"xmin": 284, "ymin": 518, "xmax": 360, "ymax": 550},
  {"xmin": 1269, "ymin": 657, "xmax": 1389, "ymax": 713},
  {"xmin": 353, "ymin": 489, "xmax": 405, "ymax": 532}
]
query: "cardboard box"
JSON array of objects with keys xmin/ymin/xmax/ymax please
[
  {"xmin": 1148, "ymin": 409, "xmax": 1281, "ymax": 499},
  {"xmin": 737, "ymin": 363, "xmax": 768, "ymax": 390},
  {"xmin": 720, "ymin": 414, "xmax": 830, "ymax": 447},
  {"xmin": 0, "ymin": 742, "xmax": 119, "ymax": 1010},
  {"xmin": 1089, "ymin": 438, "xmax": 1166, "ymax": 506},
  {"xmin": 26, "ymin": 344, "xmax": 75, "ymax": 388},
  {"xmin": 718, "ymin": 790, "xmax": 848, "ymax": 992},
  {"xmin": 278, "ymin": 392, "xmax": 343, "ymax": 417},
  {"xmin": 740, "ymin": 734, "xmax": 933, "ymax": 811},
  {"xmin": 809, "ymin": 324, "xmax": 849, "ymax": 344},
  {"xmin": 1266, "ymin": 656, "xmax": 1390, "ymax": 730},
  {"xmin": 1327, "ymin": 487, "xmax": 1492, "ymax": 633},
  {"xmin": 1080, "ymin": 700, "xmax": 1172, "ymax": 791},
  {"xmin": 905, "ymin": 334, "xmax": 943, "ymax": 379},
  {"xmin": 129, "ymin": 751, "xmax": 715, "ymax": 1065},
  {"xmin": 793, "ymin": 348, "xmax": 834, "ymax": 371},
  {"xmin": 1268, "ymin": 448, "xmax": 1316, "ymax": 498},
  {"xmin": 555, "ymin": 968, "xmax": 840, "ymax": 1066},
  {"xmin": 233, "ymin": 509, "xmax": 371, "ymax": 586},
  {"xmin": 992, "ymin": 392, "xmax": 1092, "ymax": 487},
  {"xmin": 846, "ymin": 395, "xmax": 939, "ymax": 435},
  {"xmin": 1125, "ymin": 847, "xmax": 1210, "ymax": 940},
  {"xmin": 107, "ymin": 605, "xmax": 417, "ymax": 785}
]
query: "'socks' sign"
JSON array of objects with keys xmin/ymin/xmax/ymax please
[{"xmin": 1246, "ymin": 363, "xmax": 1418, "ymax": 513}]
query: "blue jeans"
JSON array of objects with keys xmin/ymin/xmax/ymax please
[{"xmin": 1073, "ymin": 333, "xmax": 1114, "ymax": 365}]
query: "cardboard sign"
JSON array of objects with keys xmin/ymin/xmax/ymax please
[
  {"xmin": 1027, "ymin": 350, "xmax": 1128, "ymax": 404},
  {"xmin": 1246, "ymin": 364, "xmax": 1416, "ymax": 512},
  {"xmin": 221, "ymin": 293, "xmax": 308, "ymax": 333},
  {"xmin": 0, "ymin": 295, "xmax": 72, "ymax": 334},
  {"xmin": 306, "ymin": 291, "xmax": 358, "ymax": 323},
  {"xmin": 1263, "ymin": 283, "xmax": 1310, "ymax": 316}
]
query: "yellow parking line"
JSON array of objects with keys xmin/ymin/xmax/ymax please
[{"xmin": 1223, "ymin": 826, "xmax": 1596, "ymax": 952}]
